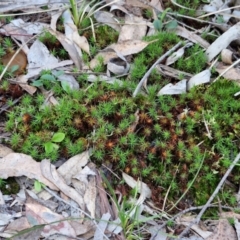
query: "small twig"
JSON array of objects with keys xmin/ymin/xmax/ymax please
[
  {"xmin": 132, "ymin": 41, "xmax": 184, "ymax": 97},
  {"xmin": 177, "ymin": 152, "xmax": 240, "ymax": 239},
  {"xmin": 198, "ymin": 4, "xmax": 240, "ymax": 19},
  {"xmin": 213, "ymin": 58, "xmax": 240, "ymax": 83},
  {"xmin": 151, "ymin": 204, "xmax": 234, "ymax": 240},
  {"xmin": 0, "ymin": 34, "xmax": 38, "ymax": 82},
  {"xmin": 0, "ymin": 96, "xmax": 22, "ymax": 114},
  {"xmin": 202, "ymin": 115, "xmax": 213, "ymax": 140}
]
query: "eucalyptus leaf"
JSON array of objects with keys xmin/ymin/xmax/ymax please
[{"xmin": 51, "ymin": 132, "xmax": 65, "ymax": 142}]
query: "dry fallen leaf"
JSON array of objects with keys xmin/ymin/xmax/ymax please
[
  {"xmin": 176, "ymin": 26, "xmax": 210, "ymax": 49},
  {"xmin": 157, "ymin": 79, "xmax": 187, "ymax": 95},
  {"xmin": 0, "ymin": 153, "xmax": 58, "ymax": 190},
  {"xmin": 206, "ymin": 218, "xmax": 237, "ymax": 240},
  {"xmin": 25, "ymin": 40, "xmax": 73, "ymax": 79},
  {"xmin": 187, "ymin": 69, "xmax": 211, "ymax": 90},
  {"xmin": 176, "ymin": 215, "xmax": 213, "ymax": 239},
  {"xmin": 215, "ymin": 62, "xmax": 240, "ymax": 81},
  {"xmin": 84, "ymin": 176, "xmax": 97, "ymax": 218},
  {"xmin": 94, "ymin": 11, "xmax": 121, "ymax": 32},
  {"xmin": 57, "ymin": 151, "xmax": 90, "ymax": 185},
  {"xmin": 122, "ymin": 172, "xmax": 151, "ymax": 201},
  {"xmin": 90, "ymin": 40, "xmax": 152, "ymax": 69},
  {"xmin": 118, "ymin": 15, "xmax": 147, "ymax": 41},
  {"xmin": 41, "ymin": 159, "xmax": 85, "ymax": 210},
  {"xmin": 93, "ymin": 212, "xmax": 111, "ymax": 240},
  {"xmin": 206, "ymin": 22, "xmax": 240, "ymax": 61},
  {"xmin": 26, "ymin": 194, "xmax": 76, "ymax": 238},
  {"xmin": 0, "ymin": 145, "xmax": 13, "ymax": 158}
]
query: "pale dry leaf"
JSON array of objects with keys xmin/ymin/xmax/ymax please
[
  {"xmin": 70, "ymin": 220, "xmax": 95, "ymax": 236},
  {"xmin": 148, "ymin": 226, "xmax": 168, "ymax": 240},
  {"xmin": 49, "ymin": 29, "xmax": 82, "ymax": 69},
  {"xmin": 122, "ymin": 172, "xmax": 151, "ymax": 199},
  {"xmin": 155, "ymin": 64, "xmax": 193, "ymax": 80},
  {"xmin": 41, "ymin": 89, "xmax": 59, "ymax": 107},
  {"xmin": 176, "ymin": 215, "xmax": 213, "ymax": 239},
  {"xmin": 57, "ymin": 151, "xmax": 90, "ymax": 185},
  {"xmin": 151, "ymin": 0, "xmax": 164, "ymax": 11},
  {"xmin": 5, "ymin": 217, "xmax": 30, "ymax": 234},
  {"xmin": 0, "ymin": 144, "xmax": 13, "ymax": 158},
  {"xmin": 118, "ymin": 15, "xmax": 148, "ymax": 41},
  {"xmin": 0, "ymin": 0, "xmax": 68, "ymax": 12},
  {"xmin": 94, "ymin": 11, "xmax": 121, "ymax": 32},
  {"xmin": 206, "ymin": 218, "xmax": 237, "ymax": 240},
  {"xmin": 0, "ymin": 153, "xmax": 58, "ymax": 190},
  {"xmin": 206, "ymin": 22, "xmax": 240, "ymax": 61},
  {"xmin": 90, "ymin": 51, "xmax": 117, "ymax": 69},
  {"xmin": 107, "ymin": 49, "xmax": 130, "ymax": 76},
  {"xmin": 11, "ymin": 226, "xmax": 43, "ymax": 240},
  {"xmin": 166, "ymin": 47, "xmax": 185, "ymax": 66},
  {"xmin": 26, "ymin": 196, "xmax": 76, "ymax": 238},
  {"xmin": 221, "ymin": 49, "xmax": 233, "ymax": 64},
  {"xmin": 74, "ymin": 166, "xmax": 96, "ymax": 184},
  {"xmin": 16, "ymin": 75, "xmax": 37, "ymax": 95},
  {"xmin": 215, "ymin": 62, "xmax": 240, "ymax": 81},
  {"xmin": 165, "ymin": 42, "xmax": 192, "ymax": 65},
  {"xmin": 108, "ymin": 39, "xmax": 152, "ymax": 55},
  {"xmin": 110, "ymin": 4, "xmax": 130, "ymax": 15},
  {"xmin": 0, "ymin": 213, "xmax": 13, "ymax": 226},
  {"xmin": 175, "ymin": 26, "xmax": 210, "ymax": 49},
  {"xmin": 187, "ymin": 69, "xmax": 211, "ymax": 90},
  {"xmin": 72, "ymin": 31, "xmax": 90, "ymax": 56},
  {"xmin": 41, "ymin": 159, "xmax": 85, "ymax": 210},
  {"xmin": 126, "ymin": 0, "xmax": 151, "ymax": 9},
  {"xmin": 221, "ymin": 211, "xmax": 240, "ymax": 220},
  {"xmin": 234, "ymin": 219, "xmax": 240, "ymax": 239},
  {"xmin": 26, "ymin": 40, "xmax": 73, "ymax": 79},
  {"xmin": 90, "ymin": 40, "xmax": 152, "ymax": 69},
  {"xmin": 50, "ymin": 6, "xmax": 63, "ymax": 31},
  {"xmin": 84, "ymin": 176, "xmax": 97, "ymax": 218},
  {"xmin": 157, "ymin": 79, "xmax": 187, "ymax": 95},
  {"xmin": 107, "ymin": 57, "xmax": 130, "ymax": 75},
  {"xmin": 86, "ymin": 74, "xmax": 123, "ymax": 85},
  {"xmin": 106, "ymin": 218, "xmax": 122, "ymax": 235},
  {"xmin": 93, "ymin": 212, "xmax": 111, "ymax": 240},
  {"xmin": 63, "ymin": 10, "xmax": 90, "ymax": 55}
]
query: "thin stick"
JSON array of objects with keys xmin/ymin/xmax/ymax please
[
  {"xmin": 0, "ymin": 34, "xmax": 38, "ymax": 82},
  {"xmin": 177, "ymin": 152, "xmax": 240, "ymax": 239},
  {"xmin": 151, "ymin": 204, "xmax": 234, "ymax": 240},
  {"xmin": 213, "ymin": 58, "xmax": 240, "ymax": 83},
  {"xmin": 132, "ymin": 41, "xmax": 184, "ymax": 97},
  {"xmin": 198, "ymin": 5, "xmax": 240, "ymax": 19}
]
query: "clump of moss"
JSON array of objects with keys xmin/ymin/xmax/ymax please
[{"xmin": 4, "ymin": 75, "xmax": 240, "ymax": 211}]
